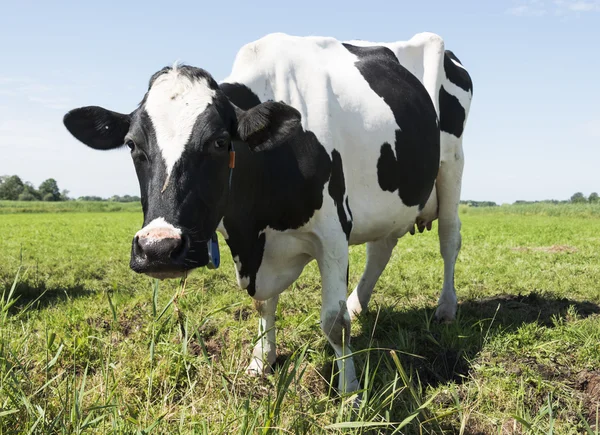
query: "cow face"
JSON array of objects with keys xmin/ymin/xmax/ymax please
[{"xmin": 63, "ymin": 65, "xmax": 302, "ymax": 279}]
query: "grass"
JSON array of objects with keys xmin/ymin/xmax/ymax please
[
  {"xmin": 0, "ymin": 200, "xmax": 141, "ymax": 214},
  {"xmin": 461, "ymin": 202, "xmax": 600, "ymax": 218},
  {"xmin": 0, "ymin": 202, "xmax": 599, "ymax": 433}
]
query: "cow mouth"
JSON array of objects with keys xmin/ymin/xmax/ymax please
[
  {"xmin": 129, "ymin": 234, "xmax": 210, "ymax": 278},
  {"xmin": 145, "ymin": 270, "xmax": 189, "ymax": 280}
]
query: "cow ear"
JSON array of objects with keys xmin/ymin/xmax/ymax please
[
  {"xmin": 63, "ymin": 106, "xmax": 131, "ymax": 150},
  {"xmin": 236, "ymin": 101, "xmax": 301, "ymax": 152}
]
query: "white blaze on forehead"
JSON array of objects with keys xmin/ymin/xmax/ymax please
[
  {"xmin": 135, "ymin": 217, "xmax": 182, "ymax": 239},
  {"xmin": 145, "ymin": 68, "xmax": 216, "ymax": 179}
]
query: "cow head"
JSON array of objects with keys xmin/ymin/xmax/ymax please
[{"xmin": 63, "ymin": 65, "xmax": 301, "ymax": 279}]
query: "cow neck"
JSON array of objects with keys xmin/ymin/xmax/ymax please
[
  {"xmin": 222, "ymin": 134, "xmax": 330, "ymax": 235},
  {"xmin": 219, "ymin": 142, "xmax": 268, "ymax": 284},
  {"xmin": 222, "ymin": 141, "xmax": 269, "ymax": 231}
]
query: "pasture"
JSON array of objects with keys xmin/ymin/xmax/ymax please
[{"xmin": 0, "ymin": 201, "xmax": 599, "ymax": 434}]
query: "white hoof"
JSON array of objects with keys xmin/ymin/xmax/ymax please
[
  {"xmin": 246, "ymin": 358, "xmax": 272, "ymax": 377},
  {"xmin": 348, "ymin": 307, "xmax": 361, "ymax": 323},
  {"xmin": 344, "ymin": 392, "xmax": 362, "ymax": 410},
  {"xmin": 347, "ymin": 293, "xmax": 363, "ymax": 322},
  {"xmin": 435, "ymin": 292, "xmax": 457, "ymax": 323}
]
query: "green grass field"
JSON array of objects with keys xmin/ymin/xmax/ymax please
[{"xmin": 1, "ymin": 202, "xmax": 599, "ymax": 434}]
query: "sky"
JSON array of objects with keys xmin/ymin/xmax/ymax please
[{"xmin": 0, "ymin": 0, "xmax": 598, "ymax": 204}]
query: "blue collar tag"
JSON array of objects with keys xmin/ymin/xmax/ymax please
[{"xmin": 206, "ymin": 233, "xmax": 220, "ymax": 269}]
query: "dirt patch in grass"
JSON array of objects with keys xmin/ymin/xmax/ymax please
[
  {"xmin": 203, "ymin": 338, "xmax": 223, "ymax": 359},
  {"xmin": 118, "ymin": 305, "xmax": 146, "ymax": 337},
  {"xmin": 86, "ymin": 316, "xmax": 110, "ymax": 331},
  {"xmin": 86, "ymin": 304, "xmax": 147, "ymax": 337},
  {"xmin": 188, "ymin": 325, "xmax": 228, "ymax": 360},
  {"xmin": 185, "ymin": 336, "xmax": 222, "ymax": 360},
  {"xmin": 576, "ymin": 370, "xmax": 600, "ymax": 428},
  {"xmin": 233, "ymin": 306, "xmax": 252, "ymax": 321},
  {"xmin": 511, "ymin": 244, "xmax": 577, "ymax": 253}
]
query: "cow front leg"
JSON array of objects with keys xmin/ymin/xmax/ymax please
[
  {"xmin": 347, "ymin": 236, "xmax": 398, "ymax": 321},
  {"xmin": 246, "ymin": 295, "xmax": 279, "ymax": 376},
  {"xmin": 434, "ymin": 140, "xmax": 464, "ymax": 322},
  {"xmin": 318, "ymin": 248, "xmax": 360, "ymax": 394}
]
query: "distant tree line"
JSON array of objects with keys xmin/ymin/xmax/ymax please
[
  {"xmin": 77, "ymin": 195, "xmax": 141, "ymax": 202},
  {"xmin": 570, "ymin": 192, "xmax": 599, "ymax": 204},
  {"xmin": 0, "ymin": 175, "xmax": 67, "ymax": 201},
  {"xmin": 0, "ymin": 175, "xmax": 140, "ymax": 202},
  {"xmin": 461, "ymin": 192, "xmax": 599, "ymax": 207},
  {"xmin": 1, "ymin": 174, "xmax": 597, "ymax": 206},
  {"xmin": 460, "ymin": 200, "xmax": 498, "ymax": 207}
]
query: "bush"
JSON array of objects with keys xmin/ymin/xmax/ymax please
[
  {"xmin": 570, "ymin": 192, "xmax": 587, "ymax": 203},
  {"xmin": 17, "ymin": 192, "xmax": 36, "ymax": 201},
  {"xmin": 43, "ymin": 193, "xmax": 57, "ymax": 202}
]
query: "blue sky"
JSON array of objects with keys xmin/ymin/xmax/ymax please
[{"xmin": 0, "ymin": 0, "xmax": 598, "ymax": 203}]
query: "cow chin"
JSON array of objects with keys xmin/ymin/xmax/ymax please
[
  {"xmin": 145, "ymin": 270, "xmax": 189, "ymax": 280},
  {"xmin": 129, "ymin": 258, "xmax": 208, "ymax": 280}
]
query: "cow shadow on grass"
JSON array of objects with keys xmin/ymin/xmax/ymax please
[
  {"xmin": 0, "ymin": 280, "xmax": 93, "ymax": 314},
  {"xmin": 311, "ymin": 292, "xmax": 600, "ymax": 391}
]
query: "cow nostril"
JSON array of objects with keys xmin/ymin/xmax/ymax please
[
  {"xmin": 133, "ymin": 236, "xmax": 144, "ymax": 257},
  {"xmin": 171, "ymin": 239, "xmax": 185, "ymax": 259},
  {"xmin": 135, "ymin": 235, "xmax": 183, "ymax": 261},
  {"xmin": 170, "ymin": 235, "xmax": 188, "ymax": 261}
]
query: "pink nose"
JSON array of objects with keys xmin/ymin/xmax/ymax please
[{"xmin": 139, "ymin": 227, "xmax": 181, "ymax": 240}]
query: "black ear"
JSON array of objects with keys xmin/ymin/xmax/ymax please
[
  {"xmin": 63, "ymin": 106, "xmax": 131, "ymax": 150},
  {"xmin": 237, "ymin": 101, "xmax": 302, "ymax": 152}
]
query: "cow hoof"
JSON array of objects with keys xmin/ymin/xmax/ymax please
[
  {"xmin": 246, "ymin": 359, "xmax": 272, "ymax": 377},
  {"xmin": 348, "ymin": 309, "xmax": 360, "ymax": 323},
  {"xmin": 346, "ymin": 293, "xmax": 364, "ymax": 322},
  {"xmin": 434, "ymin": 302, "xmax": 457, "ymax": 323},
  {"xmin": 345, "ymin": 392, "xmax": 362, "ymax": 410}
]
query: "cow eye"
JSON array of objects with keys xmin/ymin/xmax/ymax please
[
  {"xmin": 125, "ymin": 140, "xmax": 135, "ymax": 152},
  {"xmin": 215, "ymin": 138, "xmax": 228, "ymax": 149}
]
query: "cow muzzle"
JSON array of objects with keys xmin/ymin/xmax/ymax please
[{"xmin": 130, "ymin": 220, "xmax": 190, "ymax": 279}]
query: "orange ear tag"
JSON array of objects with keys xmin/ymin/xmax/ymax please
[{"xmin": 229, "ymin": 151, "xmax": 236, "ymax": 169}]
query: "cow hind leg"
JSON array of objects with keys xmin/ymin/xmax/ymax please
[
  {"xmin": 347, "ymin": 236, "xmax": 397, "ymax": 321},
  {"xmin": 247, "ymin": 295, "xmax": 279, "ymax": 376},
  {"xmin": 434, "ymin": 136, "xmax": 464, "ymax": 322}
]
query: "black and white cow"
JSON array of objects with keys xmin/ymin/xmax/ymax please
[{"xmin": 63, "ymin": 32, "xmax": 472, "ymax": 394}]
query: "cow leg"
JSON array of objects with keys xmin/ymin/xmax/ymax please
[
  {"xmin": 347, "ymin": 236, "xmax": 397, "ymax": 321},
  {"xmin": 434, "ymin": 138, "xmax": 464, "ymax": 322},
  {"xmin": 318, "ymin": 247, "xmax": 360, "ymax": 393},
  {"xmin": 246, "ymin": 295, "xmax": 279, "ymax": 376}
]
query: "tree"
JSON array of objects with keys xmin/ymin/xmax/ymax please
[
  {"xmin": 18, "ymin": 191, "xmax": 36, "ymax": 201},
  {"xmin": 77, "ymin": 196, "xmax": 104, "ymax": 201},
  {"xmin": 19, "ymin": 182, "xmax": 41, "ymax": 201},
  {"xmin": 589, "ymin": 192, "xmax": 599, "ymax": 204},
  {"xmin": 0, "ymin": 175, "xmax": 25, "ymax": 200},
  {"xmin": 38, "ymin": 178, "xmax": 61, "ymax": 201},
  {"xmin": 570, "ymin": 192, "xmax": 587, "ymax": 203}
]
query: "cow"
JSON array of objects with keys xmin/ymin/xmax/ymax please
[{"xmin": 63, "ymin": 32, "xmax": 472, "ymax": 395}]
